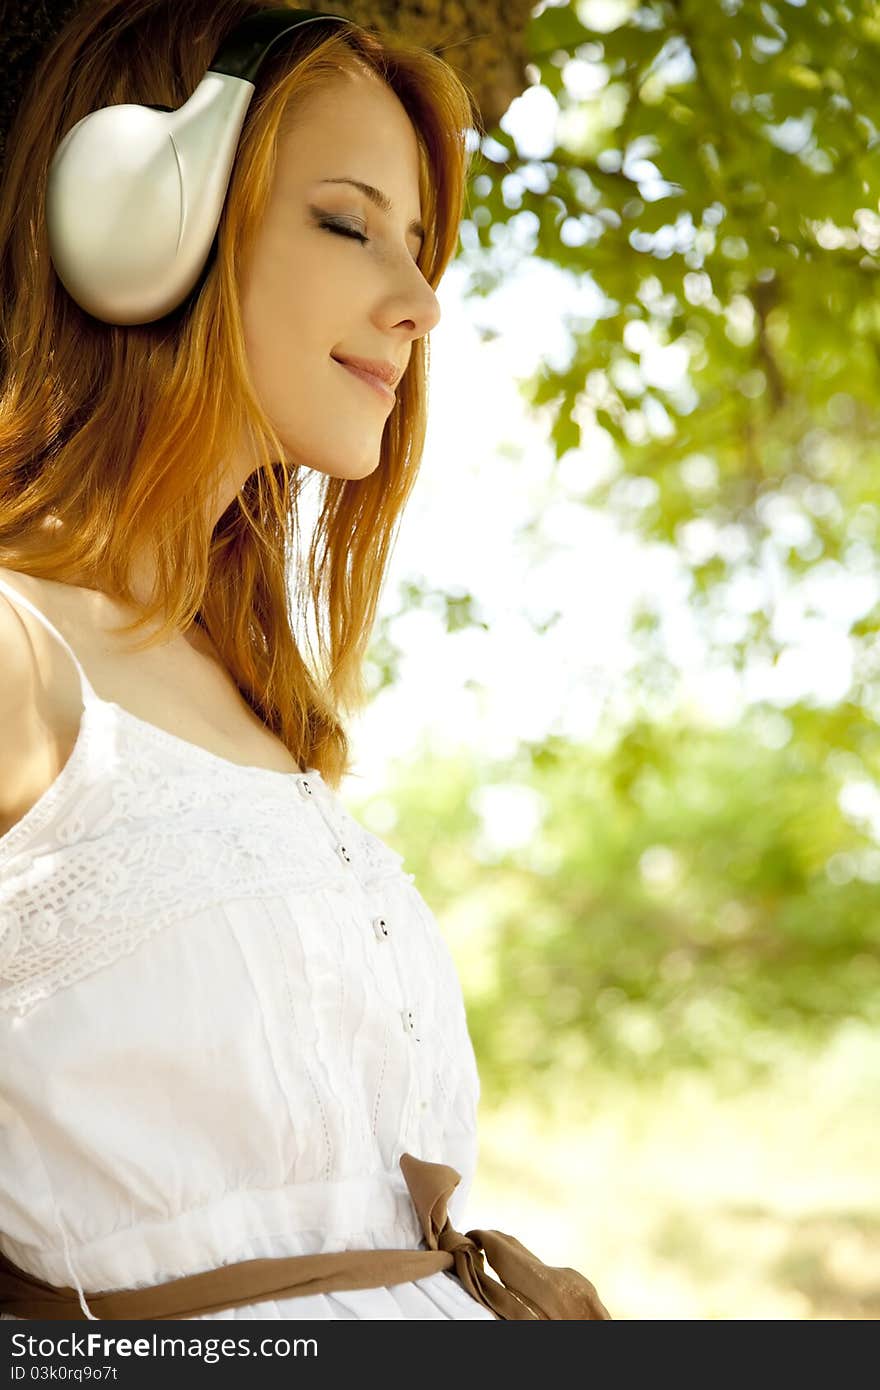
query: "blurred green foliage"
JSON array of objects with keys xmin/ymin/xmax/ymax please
[
  {"xmin": 454, "ymin": 0, "xmax": 880, "ymax": 686},
  {"xmin": 360, "ymin": 3, "xmax": 880, "ymax": 1104},
  {"xmin": 353, "ymin": 703, "xmax": 880, "ymax": 1103}
]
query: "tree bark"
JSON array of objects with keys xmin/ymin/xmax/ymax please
[
  {"xmin": 0, "ymin": 0, "xmax": 533, "ymax": 178},
  {"xmin": 344, "ymin": 0, "xmax": 534, "ymax": 128}
]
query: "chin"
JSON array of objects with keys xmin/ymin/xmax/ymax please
[
  {"xmin": 311, "ymin": 454, "xmax": 383, "ymax": 482},
  {"xmin": 350, "ymin": 453, "xmax": 384, "ymax": 481},
  {"xmin": 278, "ymin": 433, "xmax": 383, "ymax": 482}
]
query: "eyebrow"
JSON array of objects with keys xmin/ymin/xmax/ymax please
[{"xmin": 318, "ymin": 177, "xmax": 426, "ymax": 248}]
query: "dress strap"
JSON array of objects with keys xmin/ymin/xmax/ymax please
[{"xmin": 0, "ymin": 575, "xmax": 100, "ymax": 707}]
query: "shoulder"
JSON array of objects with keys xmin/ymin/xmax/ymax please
[
  {"xmin": 0, "ymin": 567, "xmax": 76, "ymax": 687},
  {"xmin": 0, "ymin": 569, "xmax": 77, "ymax": 840},
  {"xmin": 0, "ymin": 572, "xmax": 48, "ymax": 836},
  {"xmin": 0, "ymin": 565, "xmax": 104, "ymax": 666},
  {"xmin": 0, "ymin": 567, "xmax": 42, "ymax": 690}
]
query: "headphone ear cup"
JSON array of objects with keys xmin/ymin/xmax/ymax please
[
  {"xmin": 46, "ymin": 102, "xmax": 191, "ymax": 323},
  {"xmin": 40, "ymin": 10, "xmax": 357, "ymax": 325},
  {"xmin": 44, "ymin": 73, "xmax": 254, "ymax": 326},
  {"xmin": 173, "ymin": 226, "xmax": 221, "ymax": 321}
]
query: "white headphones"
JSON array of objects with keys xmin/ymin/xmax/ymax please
[{"xmin": 44, "ymin": 7, "xmax": 359, "ymax": 326}]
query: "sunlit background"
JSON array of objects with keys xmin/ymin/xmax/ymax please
[{"xmin": 315, "ymin": 0, "xmax": 879, "ymax": 1318}]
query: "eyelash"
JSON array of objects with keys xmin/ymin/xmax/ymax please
[
  {"xmin": 319, "ymin": 217, "xmax": 368, "ymax": 245},
  {"xmin": 317, "ymin": 215, "xmax": 423, "ymax": 266}
]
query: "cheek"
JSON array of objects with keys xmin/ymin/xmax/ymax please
[
  {"xmin": 236, "ymin": 242, "xmax": 382, "ymax": 477},
  {"xmin": 241, "ymin": 272, "xmax": 323, "ymax": 415},
  {"xmin": 239, "ymin": 224, "xmax": 357, "ymax": 386},
  {"xmin": 243, "ymin": 269, "xmax": 303, "ymax": 363}
]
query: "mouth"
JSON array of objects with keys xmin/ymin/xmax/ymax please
[{"xmin": 331, "ymin": 357, "xmax": 396, "ymax": 404}]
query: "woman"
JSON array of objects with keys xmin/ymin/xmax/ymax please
[{"xmin": 0, "ymin": 0, "xmax": 609, "ymax": 1321}]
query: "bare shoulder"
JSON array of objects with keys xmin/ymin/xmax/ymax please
[
  {"xmin": 0, "ymin": 568, "xmax": 70, "ymax": 840},
  {"xmin": 0, "ymin": 566, "xmax": 42, "ymax": 706}
]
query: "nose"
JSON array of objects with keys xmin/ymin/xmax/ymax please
[{"xmin": 393, "ymin": 259, "xmax": 442, "ymax": 338}]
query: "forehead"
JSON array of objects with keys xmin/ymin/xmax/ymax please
[{"xmin": 278, "ymin": 67, "xmax": 422, "ymax": 184}]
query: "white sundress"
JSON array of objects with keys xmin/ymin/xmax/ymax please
[{"xmin": 0, "ymin": 575, "xmax": 497, "ymax": 1321}]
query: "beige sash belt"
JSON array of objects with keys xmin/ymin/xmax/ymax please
[{"xmin": 0, "ymin": 1153, "xmax": 611, "ymax": 1321}]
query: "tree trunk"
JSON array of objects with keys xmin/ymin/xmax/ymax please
[{"xmin": 1, "ymin": 0, "xmax": 532, "ymax": 177}]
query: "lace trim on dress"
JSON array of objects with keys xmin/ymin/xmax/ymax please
[
  {"xmin": 0, "ymin": 574, "xmax": 408, "ymax": 1017},
  {"xmin": 0, "ymin": 703, "xmax": 406, "ymax": 1017}
]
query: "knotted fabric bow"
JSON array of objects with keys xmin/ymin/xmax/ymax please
[
  {"xmin": 0, "ymin": 1152, "xmax": 610, "ymax": 1320},
  {"xmin": 399, "ymin": 1152, "xmax": 611, "ymax": 1320}
]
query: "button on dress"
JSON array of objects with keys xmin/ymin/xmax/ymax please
[{"xmin": 0, "ymin": 576, "xmax": 496, "ymax": 1321}]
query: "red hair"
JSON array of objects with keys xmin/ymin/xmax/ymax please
[{"xmin": 0, "ymin": 0, "xmax": 481, "ymax": 788}]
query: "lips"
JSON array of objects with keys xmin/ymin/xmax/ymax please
[
  {"xmin": 332, "ymin": 353, "xmax": 400, "ymax": 387},
  {"xmin": 332, "ymin": 357, "xmax": 396, "ymax": 403}
]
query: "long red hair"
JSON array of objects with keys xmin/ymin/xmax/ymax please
[{"xmin": 0, "ymin": 0, "xmax": 480, "ymax": 788}]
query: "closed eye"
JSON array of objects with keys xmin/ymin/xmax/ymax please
[
  {"xmin": 311, "ymin": 209, "xmax": 422, "ymax": 265},
  {"xmin": 318, "ymin": 217, "xmax": 368, "ymax": 245}
]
